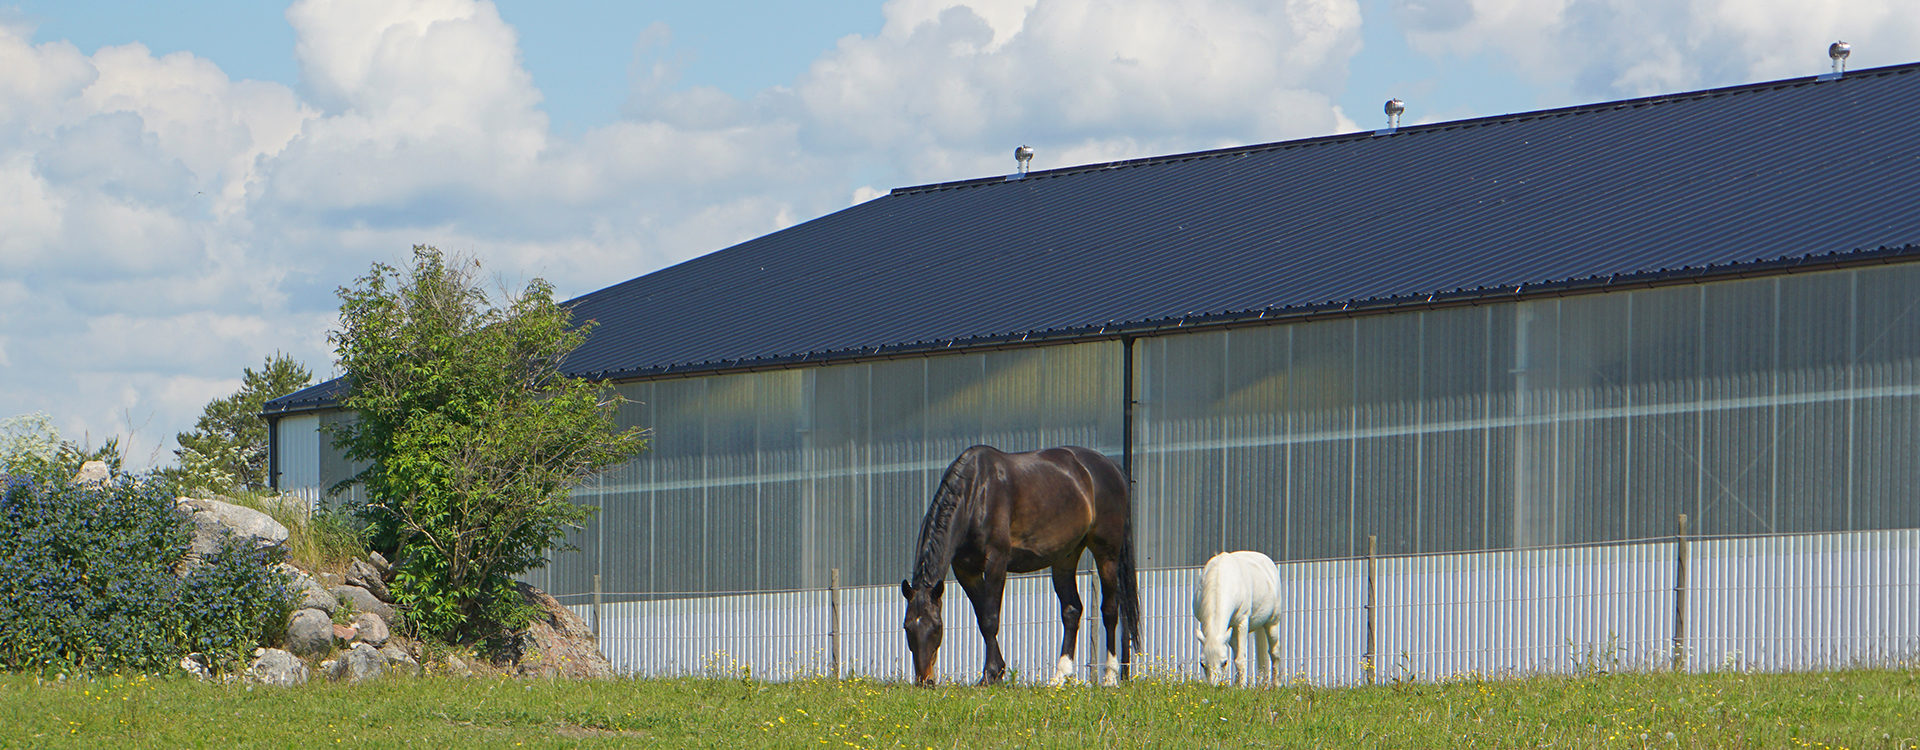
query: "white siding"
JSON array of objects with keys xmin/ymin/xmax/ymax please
[{"xmin": 274, "ymin": 413, "xmax": 322, "ymax": 510}]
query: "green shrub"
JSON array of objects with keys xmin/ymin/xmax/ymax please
[
  {"xmin": 178, "ymin": 538, "xmax": 296, "ymax": 672},
  {"xmin": 0, "ymin": 474, "xmax": 293, "ymax": 675}
]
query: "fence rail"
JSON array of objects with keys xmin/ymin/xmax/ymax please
[{"xmin": 565, "ymin": 526, "xmax": 1920, "ymax": 685}]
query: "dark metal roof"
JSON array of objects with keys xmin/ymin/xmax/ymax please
[{"xmin": 267, "ymin": 62, "xmax": 1920, "ymax": 415}]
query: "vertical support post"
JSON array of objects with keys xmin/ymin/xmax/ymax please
[
  {"xmin": 1673, "ymin": 514, "xmax": 1688, "ymax": 672},
  {"xmin": 1364, "ymin": 535, "xmax": 1378, "ymax": 686},
  {"xmin": 1121, "ymin": 336, "xmax": 1136, "ymax": 482},
  {"xmin": 829, "ymin": 568, "xmax": 842, "ymax": 680},
  {"xmin": 592, "ymin": 574, "xmax": 603, "ymax": 639}
]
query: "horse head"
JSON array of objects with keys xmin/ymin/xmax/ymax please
[
  {"xmin": 899, "ymin": 578, "xmax": 945, "ymax": 686},
  {"xmin": 1196, "ymin": 626, "xmax": 1232, "ymax": 685}
]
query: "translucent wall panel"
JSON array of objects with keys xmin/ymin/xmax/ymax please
[
  {"xmin": 523, "ymin": 261, "xmax": 1920, "ymax": 600},
  {"xmin": 1852, "ymin": 262, "xmax": 1920, "ymax": 531},
  {"xmin": 543, "ymin": 342, "xmax": 1124, "ymax": 601}
]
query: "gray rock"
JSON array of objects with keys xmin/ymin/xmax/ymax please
[
  {"xmin": 247, "ymin": 648, "xmax": 308, "ymax": 686},
  {"xmin": 366, "ymin": 550, "xmax": 391, "ymax": 575},
  {"xmin": 505, "ymin": 582, "xmax": 613, "ymax": 679},
  {"xmin": 179, "ymin": 652, "xmax": 213, "ymax": 681},
  {"xmin": 176, "ymin": 497, "xmax": 289, "ymax": 566},
  {"xmin": 72, "ymin": 461, "xmax": 110, "ymax": 487},
  {"xmin": 298, "ymin": 580, "xmax": 337, "ymax": 614},
  {"xmin": 336, "ymin": 643, "xmax": 386, "ymax": 683},
  {"xmin": 379, "ymin": 644, "xmax": 419, "ymax": 676},
  {"xmin": 351, "ymin": 612, "xmax": 391, "ymax": 647},
  {"xmin": 330, "ymin": 585, "xmax": 399, "ymax": 624},
  {"xmin": 285, "ymin": 608, "xmax": 335, "ymax": 656},
  {"xmin": 318, "ymin": 658, "xmax": 345, "ymax": 681},
  {"xmin": 443, "ymin": 654, "xmax": 473, "ymax": 677},
  {"xmin": 346, "ymin": 559, "xmax": 391, "ymax": 602}
]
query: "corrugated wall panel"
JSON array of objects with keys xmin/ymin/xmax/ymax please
[
  {"xmin": 581, "ymin": 530, "xmax": 1920, "ymax": 684},
  {"xmin": 272, "ymin": 414, "xmax": 321, "ymax": 508}
]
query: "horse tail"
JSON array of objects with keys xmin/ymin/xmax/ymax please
[{"xmin": 1117, "ymin": 517, "xmax": 1144, "ymax": 678}]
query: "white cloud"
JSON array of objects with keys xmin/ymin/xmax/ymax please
[
  {"xmin": 794, "ymin": 0, "xmax": 1363, "ymax": 183},
  {"xmin": 1395, "ymin": 0, "xmax": 1920, "ymax": 99},
  {"xmin": 0, "ymin": 0, "xmax": 1373, "ymax": 469}
]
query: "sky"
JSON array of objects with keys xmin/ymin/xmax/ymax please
[{"xmin": 2, "ymin": 0, "xmax": 1917, "ymax": 469}]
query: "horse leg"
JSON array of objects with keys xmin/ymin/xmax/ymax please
[
  {"xmin": 1232, "ymin": 614, "xmax": 1249, "ymax": 687},
  {"xmin": 1046, "ymin": 561, "xmax": 1084, "ymax": 686},
  {"xmin": 1095, "ymin": 555, "xmax": 1124, "ymax": 686},
  {"xmin": 1260, "ymin": 619, "xmax": 1281, "ymax": 687},
  {"xmin": 958, "ymin": 564, "xmax": 1009, "ymax": 685}
]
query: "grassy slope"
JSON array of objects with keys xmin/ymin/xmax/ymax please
[{"xmin": 2, "ymin": 669, "xmax": 1915, "ymax": 749}]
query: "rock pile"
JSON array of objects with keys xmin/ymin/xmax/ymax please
[{"xmin": 170, "ymin": 492, "xmax": 614, "ymax": 686}]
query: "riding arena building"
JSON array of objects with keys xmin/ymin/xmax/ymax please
[{"xmin": 266, "ymin": 61, "xmax": 1920, "ymax": 682}]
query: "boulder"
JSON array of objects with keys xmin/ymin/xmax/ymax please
[
  {"xmin": 366, "ymin": 551, "xmax": 391, "ymax": 575},
  {"xmin": 285, "ymin": 608, "xmax": 335, "ymax": 657},
  {"xmin": 247, "ymin": 648, "xmax": 308, "ymax": 686},
  {"xmin": 498, "ymin": 582, "xmax": 613, "ymax": 679},
  {"xmin": 318, "ymin": 658, "xmax": 345, "ymax": 681},
  {"xmin": 442, "ymin": 654, "xmax": 473, "ymax": 678},
  {"xmin": 379, "ymin": 643, "xmax": 419, "ymax": 677},
  {"xmin": 179, "ymin": 652, "xmax": 213, "ymax": 681},
  {"xmin": 297, "ymin": 580, "xmax": 337, "ymax": 614},
  {"xmin": 176, "ymin": 497, "xmax": 288, "ymax": 569},
  {"xmin": 72, "ymin": 461, "xmax": 110, "ymax": 487},
  {"xmin": 332, "ymin": 623, "xmax": 358, "ymax": 645},
  {"xmin": 330, "ymin": 585, "xmax": 398, "ymax": 624},
  {"xmin": 352, "ymin": 612, "xmax": 390, "ymax": 647},
  {"xmin": 345, "ymin": 559, "xmax": 392, "ymax": 602},
  {"xmin": 335, "ymin": 643, "xmax": 386, "ymax": 683}
]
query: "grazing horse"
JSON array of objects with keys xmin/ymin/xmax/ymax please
[
  {"xmin": 1193, "ymin": 550, "xmax": 1283, "ymax": 686},
  {"xmin": 900, "ymin": 445, "xmax": 1141, "ymax": 686}
]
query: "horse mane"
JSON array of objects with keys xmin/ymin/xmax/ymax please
[{"xmin": 909, "ymin": 446, "xmax": 986, "ymax": 590}]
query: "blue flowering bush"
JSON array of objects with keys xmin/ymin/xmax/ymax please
[{"xmin": 0, "ymin": 473, "xmax": 293, "ymax": 674}]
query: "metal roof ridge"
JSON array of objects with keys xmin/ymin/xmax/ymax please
[{"xmin": 887, "ymin": 60, "xmax": 1920, "ymax": 198}]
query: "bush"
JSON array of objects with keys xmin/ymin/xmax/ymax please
[
  {"xmin": 0, "ymin": 474, "xmax": 293, "ymax": 674},
  {"xmin": 178, "ymin": 539, "xmax": 296, "ymax": 672}
]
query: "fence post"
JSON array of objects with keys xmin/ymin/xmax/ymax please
[
  {"xmin": 1365, "ymin": 535, "xmax": 1378, "ymax": 686},
  {"xmin": 592, "ymin": 574, "xmax": 603, "ymax": 639},
  {"xmin": 829, "ymin": 568, "xmax": 842, "ymax": 680},
  {"xmin": 1672, "ymin": 514, "xmax": 1688, "ymax": 672}
]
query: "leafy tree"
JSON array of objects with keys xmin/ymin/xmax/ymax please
[
  {"xmin": 173, "ymin": 353, "xmax": 313, "ymax": 492},
  {"xmin": 329, "ymin": 246, "xmax": 647, "ymax": 643},
  {"xmin": 2, "ymin": 412, "xmax": 126, "ymax": 481}
]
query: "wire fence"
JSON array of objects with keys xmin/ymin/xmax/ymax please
[{"xmin": 555, "ymin": 525, "xmax": 1920, "ymax": 685}]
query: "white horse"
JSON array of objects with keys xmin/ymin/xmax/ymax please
[{"xmin": 1192, "ymin": 550, "xmax": 1283, "ymax": 686}]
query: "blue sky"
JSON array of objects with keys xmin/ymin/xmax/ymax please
[{"xmin": 1, "ymin": 0, "xmax": 1914, "ymax": 468}]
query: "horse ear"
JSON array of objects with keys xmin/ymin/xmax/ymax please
[
  {"xmin": 932, "ymin": 579, "xmax": 945, "ymax": 601},
  {"xmin": 900, "ymin": 579, "xmax": 912, "ymax": 600}
]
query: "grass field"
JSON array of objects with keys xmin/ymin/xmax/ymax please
[{"xmin": 3, "ymin": 667, "xmax": 1915, "ymax": 748}]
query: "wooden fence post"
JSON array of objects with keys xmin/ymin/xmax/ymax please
[
  {"xmin": 829, "ymin": 568, "xmax": 842, "ymax": 680},
  {"xmin": 1673, "ymin": 514, "xmax": 1688, "ymax": 672},
  {"xmin": 1365, "ymin": 535, "xmax": 1378, "ymax": 686},
  {"xmin": 592, "ymin": 574, "xmax": 603, "ymax": 639}
]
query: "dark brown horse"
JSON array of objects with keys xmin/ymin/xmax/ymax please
[{"xmin": 900, "ymin": 445, "xmax": 1141, "ymax": 686}]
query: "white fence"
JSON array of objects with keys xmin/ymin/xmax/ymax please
[{"xmin": 563, "ymin": 527, "xmax": 1920, "ymax": 684}]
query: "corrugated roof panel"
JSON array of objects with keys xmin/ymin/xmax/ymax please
[{"xmin": 269, "ymin": 63, "xmax": 1920, "ymax": 413}]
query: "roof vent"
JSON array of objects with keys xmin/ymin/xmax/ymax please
[
  {"xmin": 1377, "ymin": 98, "xmax": 1405, "ymax": 136},
  {"xmin": 1014, "ymin": 145, "xmax": 1035, "ymax": 175},
  {"xmin": 1822, "ymin": 41, "xmax": 1851, "ymax": 80}
]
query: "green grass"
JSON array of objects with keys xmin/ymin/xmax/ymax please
[
  {"xmin": 3, "ymin": 668, "xmax": 1916, "ymax": 749},
  {"xmin": 216, "ymin": 490, "xmax": 367, "ymax": 575}
]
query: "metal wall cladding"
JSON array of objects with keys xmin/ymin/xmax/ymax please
[
  {"xmin": 577, "ymin": 528, "xmax": 1920, "ymax": 684},
  {"xmin": 271, "ymin": 413, "xmax": 322, "ymax": 509}
]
